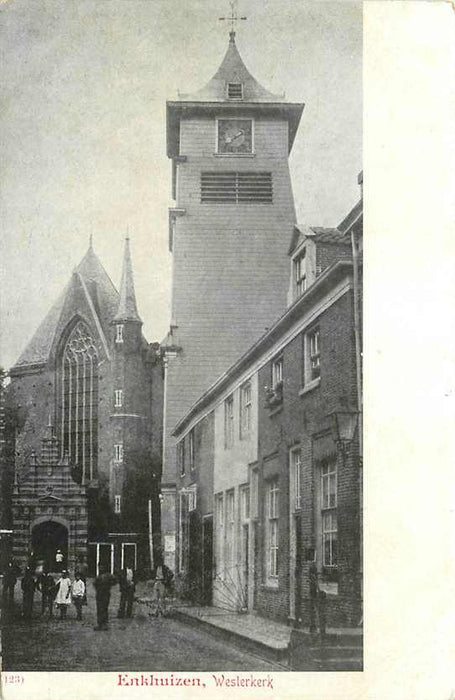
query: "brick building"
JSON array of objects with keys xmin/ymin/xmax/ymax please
[
  {"xmin": 5, "ymin": 239, "xmax": 163, "ymax": 575},
  {"xmin": 161, "ymin": 30, "xmax": 304, "ymax": 568},
  {"xmin": 173, "ymin": 191, "xmax": 362, "ymax": 631}
]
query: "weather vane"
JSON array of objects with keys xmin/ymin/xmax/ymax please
[{"xmin": 219, "ymin": 0, "xmax": 247, "ymax": 37}]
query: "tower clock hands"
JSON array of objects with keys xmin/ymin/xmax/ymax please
[{"xmin": 225, "ymin": 129, "xmax": 244, "ymax": 144}]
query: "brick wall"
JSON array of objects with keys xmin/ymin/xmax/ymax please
[{"xmin": 255, "ymin": 290, "xmax": 361, "ymax": 625}]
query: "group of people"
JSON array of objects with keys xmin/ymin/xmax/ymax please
[
  {"xmin": 2, "ymin": 554, "xmax": 174, "ymax": 632},
  {"xmin": 19, "ymin": 567, "xmax": 87, "ymax": 621}
]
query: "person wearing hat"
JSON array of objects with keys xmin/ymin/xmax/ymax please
[{"xmin": 54, "ymin": 570, "xmax": 72, "ymax": 620}]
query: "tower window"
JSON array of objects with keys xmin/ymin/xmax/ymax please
[
  {"xmin": 114, "ymin": 495, "xmax": 121, "ymax": 514},
  {"xmin": 201, "ymin": 172, "xmax": 272, "ymax": 203},
  {"xmin": 114, "ymin": 389, "xmax": 123, "ymax": 408},
  {"xmin": 227, "ymin": 82, "xmax": 243, "ymax": 99},
  {"xmin": 115, "ymin": 324, "xmax": 124, "ymax": 343},
  {"xmin": 114, "ymin": 443, "xmax": 123, "ymax": 463}
]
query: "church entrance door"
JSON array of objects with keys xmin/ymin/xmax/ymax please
[{"xmin": 31, "ymin": 521, "xmax": 68, "ymax": 572}]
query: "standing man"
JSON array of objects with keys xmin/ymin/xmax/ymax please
[
  {"xmin": 21, "ymin": 566, "xmax": 36, "ymax": 620},
  {"xmin": 39, "ymin": 570, "xmax": 57, "ymax": 617},
  {"xmin": 94, "ymin": 565, "xmax": 116, "ymax": 631},
  {"xmin": 2, "ymin": 560, "xmax": 18, "ymax": 608},
  {"xmin": 117, "ymin": 565, "xmax": 136, "ymax": 619}
]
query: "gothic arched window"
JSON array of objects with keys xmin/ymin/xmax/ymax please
[{"xmin": 59, "ymin": 321, "xmax": 98, "ymax": 483}]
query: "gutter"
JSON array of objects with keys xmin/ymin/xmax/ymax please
[{"xmin": 173, "ymin": 259, "xmax": 353, "ymax": 436}]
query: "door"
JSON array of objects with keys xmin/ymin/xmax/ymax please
[
  {"xmin": 31, "ymin": 521, "xmax": 68, "ymax": 572},
  {"xmin": 122, "ymin": 543, "xmax": 137, "ymax": 569},
  {"xmin": 202, "ymin": 515, "xmax": 213, "ymax": 606},
  {"xmin": 242, "ymin": 524, "xmax": 249, "ymax": 609},
  {"xmin": 92, "ymin": 543, "xmax": 114, "ymax": 575}
]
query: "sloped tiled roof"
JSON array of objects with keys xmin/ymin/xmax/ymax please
[
  {"xmin": 177, "ymin": 33, "xmax": 283, "ymax": 104},
  {"xmin": 11, "ymin": 245, "xmax": 120, "ymax": 370}
]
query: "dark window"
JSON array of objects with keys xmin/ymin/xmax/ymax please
[
  {"xmin": 201, "ymin": 172, "xmax": 272, "ymax": 204},
  {"xmin": 178, "ymin": 439, "xmax": 185, "ymax": 476}
]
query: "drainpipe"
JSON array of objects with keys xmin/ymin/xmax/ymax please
[{"xmin": 351, "ymin": 215, "xmax": 363, "ymax": 618}]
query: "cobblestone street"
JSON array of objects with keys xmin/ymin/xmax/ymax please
[{"xmin": 2, "ymin": 582, "xmax": 283, "ymax": 672}]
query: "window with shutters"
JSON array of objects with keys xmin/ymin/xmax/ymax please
[
  {"xmin": 201, "ymin": 172, "xmax": 272, "ymax": 204},
  {"xmin": 227, "ymin": 82, "xmax": 243, "ymax": 99}
]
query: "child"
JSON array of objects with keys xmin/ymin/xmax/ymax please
[
  {"xmin": 72, "ymin": 572, "xmax": 86, "ymax": 621},
  {"xmin": 55, "ymin": 570, "xmax": 72, "ymax": 620}
]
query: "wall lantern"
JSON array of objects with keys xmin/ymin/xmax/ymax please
[{"xmin": 329, "ymin": 411, "xmax": 359, "ymax": 455}]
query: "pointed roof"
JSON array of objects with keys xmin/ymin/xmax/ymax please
[
  {"xmin": 167, "ymin": 33, "xmax": 304, "ymax": 156},
  {"xmin": 178, "ymin": 32, "xmax": 283, "ymax": 103},
  {"xmin": 114, "ymin": 237, "xmax": 141, "ymax": 323},
  {"xmin": 10, "ymin": 242, "xmax": 120, "ymax": 372}
]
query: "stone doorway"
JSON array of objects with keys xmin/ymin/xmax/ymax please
[{"xmin": 31, "ymin": 520, "xmax": 68, "ymax": 572}]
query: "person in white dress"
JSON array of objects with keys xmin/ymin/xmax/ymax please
[{"xmin": 55, "ymin": 570, "xmax": 72, "ymax": 620}]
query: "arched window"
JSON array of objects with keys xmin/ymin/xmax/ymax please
[{"xmin": 59, "ymin": 321, "xmax": 98, "ymax": 483}]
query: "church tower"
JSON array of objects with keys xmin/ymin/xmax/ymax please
[{"xmin": 161, "ymin": 29, "xmax": 304, "ymax": 562}]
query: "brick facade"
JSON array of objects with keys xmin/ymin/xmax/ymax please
[{"xmin": 4, "ymin": 242, "xmax": 163, "ymax": 576}]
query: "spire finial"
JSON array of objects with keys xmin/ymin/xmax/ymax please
[
  {"xmin": 219, "ymin": 1, "xmax": 247, "ymax": 39},
  {"xmin": 89, "ymin": 233, "xmax": 93, "ymax": 250},
  {"xmin": 114, "ymin": 235, "xmax": 142, "ymax": 323},
  {"xmin": 126, "ymin": 225, "xmax": 130, "ymax": 242}
]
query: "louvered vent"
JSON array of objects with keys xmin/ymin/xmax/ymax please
[
  {"xmin": 227, "ymin": 83, "xmax": 243, "ymax": 99},
  {"xmin": 201, "ymin": 172, "xmax": 273, "ymax": 204}
]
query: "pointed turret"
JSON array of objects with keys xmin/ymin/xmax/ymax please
[
  {"xmin": 167, "ymin": 33, "xmax": 304, "ymax": 157},
  {"xmin": 114, "ymin": 237, "xmax": 141, "ymax": 323},
  {"xmin": 178, "ymin": 31, "xmax": 283, "ymax": 104}
]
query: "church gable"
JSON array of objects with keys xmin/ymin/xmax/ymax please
[{"xmin": 10, "ymin": 245, "xmax": 117, "ymax": 374}]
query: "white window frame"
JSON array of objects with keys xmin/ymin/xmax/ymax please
[
  {"xmin": 294, "ymin": 249, "xmax": 307, "ymax": 297},
  {"xmin": 178, "ymin": 490, "xmax": 189, "ymax": 573},
  {"xmin": 240, "ymin": 484, "xmax": 250, "ymax": 522},
  {"xmin": 115, "ymin": 324, "xmax": 124, "ymax": 343},
  {"xmin": 177, "ymin": 438, "xmax": 185, "ymax": 476},
  {"xmin": 290, "ymin": 447, "xmax": 302, "ymax": 511},
  {"xmin": 321, "ymin": 461, "xmax": 337, "ymax": 568},
  {"xmin": 114, "ymin": 443, "xmax": 123, "ymax": 463},
  {"xmin": 266, "ymin": 480, "xmax": 279, "ymax": 582},
  {"xmin": 189, "ymin": 429, "xmax": 195, "ymax": 471},
  {"xmin": 303, "ymin": 326, "xmax": 321, "ymax": 388},
  {"xmin": 121, "ymin": 542, "xmax": 137, "ymax": 570},
  {"xmin": 225, "ymin": 490, "xmax": 235, "ymax": 573},
  {"xmin": 114, "ymin": 494, "xmax": 121, "ymax": 514},
  {"xmin": 215, "ymin": 493, "xmax": 224, "ymax": 578},
  {"xmin": 188, "ymin": 486, "xmax": 197, "ymax": 512},
  {"xmin": 114, "ymin": 389, "xmax": 123, "ymax": 408},
  {"xmin": 272, "ymin": 357, "xmax": 283, "ymax": 389},
  {"xmin": 240, "ymin": 382, "xmax": 252, "ymax": 439},
  {"xmin": 250, "ymin": 468, "xmax": 259, "ymax": 520},
  {"xmin": 224, "ymin": 395, "xmax": 234, "ymax": 448}
]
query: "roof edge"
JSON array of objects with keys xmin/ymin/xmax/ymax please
[{"xmin": 173, "ymin": 259, "xmax": 354, "ymax": 437}]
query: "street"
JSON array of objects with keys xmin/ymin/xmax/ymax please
[{"xmin": 2, "ymin": 582, "xmax": 283, "ymax": 672}]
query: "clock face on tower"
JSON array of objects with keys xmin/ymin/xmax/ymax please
[{"xmin": 217, "ymin": 119, "xmax": 253, "ymax": 155}]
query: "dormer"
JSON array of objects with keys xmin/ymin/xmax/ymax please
[{"xmin": 287, "ymin": 225, "xmax": 351, "ymax": 306}]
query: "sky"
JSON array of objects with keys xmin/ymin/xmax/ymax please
[{"xmin": 0, "ymin": 0, "xmax": 362, "ymax": 370}]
